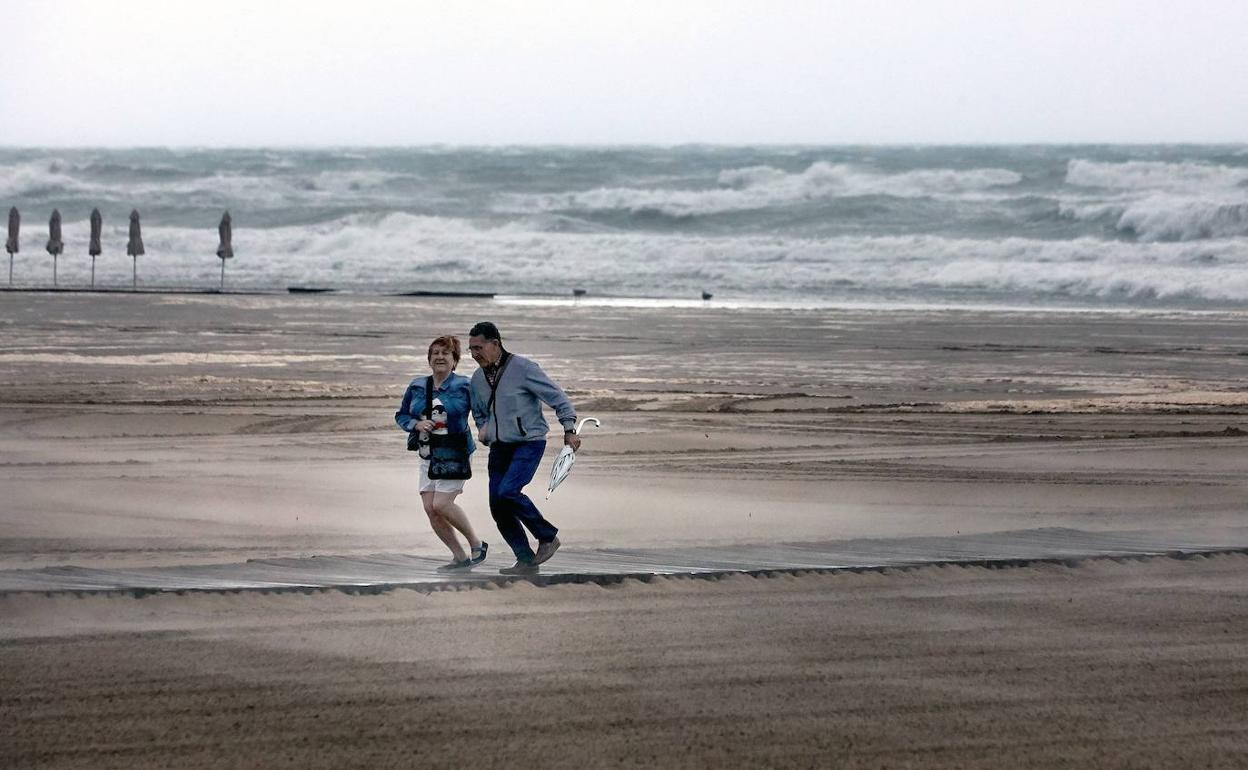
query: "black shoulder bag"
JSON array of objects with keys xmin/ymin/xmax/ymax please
[{"xmin": 422, "ymin": 376, "xmax": 472, "ymax": 480}]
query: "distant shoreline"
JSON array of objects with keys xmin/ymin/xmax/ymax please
[
  {"xmin": 0, "ymin": 286, "xmax": 496, "ymax": 299},
  {"xmin": 5, "ymin": 285, "xmax": 1248, "ymax": 317}
]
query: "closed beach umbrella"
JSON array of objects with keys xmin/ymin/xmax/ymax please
[
  {"xmin": 546, "ymin": 417, "xmax": 600, "ymax": 500},
  {"xmin": 127, "ymin": 209, "xmax": 145, "ymax": 289},
  {"xmin": 6, "ymin": 207, "xmax": 18, "ymax": 286},
  {"xmin": 216, "ymin": 211, "xmax": 233, "ymax": 290},
  {"xmin": 46, "ymin": 209, "xmax": 64, "ymax": 286},
  {"xmin": 88, "ymin": 208, "xmax": 102, "ymax": 288}
]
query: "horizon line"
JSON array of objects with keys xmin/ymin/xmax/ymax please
[{"xmin": 3, "ymin": 140, "xmax": 1247, "ymax": 151}]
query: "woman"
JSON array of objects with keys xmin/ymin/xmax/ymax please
[{"xmin": 395, "ymin": 335, "xmax": 488, "ymax": 570}]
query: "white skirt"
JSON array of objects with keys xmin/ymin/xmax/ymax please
[{"xmin": 418, "ymin": 459, "xmax": 467, "ymax": 494}]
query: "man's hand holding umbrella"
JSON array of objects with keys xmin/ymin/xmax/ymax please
[{"xmin": 547, "ymin": 417, "xmax": 599, "ymax": 500}]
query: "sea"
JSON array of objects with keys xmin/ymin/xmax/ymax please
[{"xmin": 3, "ymin": 144, "xmax": 1247, "ymax": 310}]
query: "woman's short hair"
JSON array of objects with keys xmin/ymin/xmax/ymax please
[{"xmin": 427, "ymin": 335, "xmax": 461, "ymax": 366}]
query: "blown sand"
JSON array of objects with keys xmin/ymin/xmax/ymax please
[{"xmin": 2, "ymin": 293, "xmax": 1247, "ymax": 767}]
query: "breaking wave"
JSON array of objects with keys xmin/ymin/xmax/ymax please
[
  {"xmin": 497, "ymin": 162, "xmax": 1023, "ymax": 218},
  {"xmin": 1061, "ymin": 159, "xmax": 1248, "ymax": 241},
  {"xmin": 0, "ymin": 159, "xmax": 94, "ymax": 199},
  {"xmin": 1066, "ymin": 159, "xmax": 1248, "ymax": 192},
  {"xmin": 0, "ymin": 157, "xmax": 425, "ymax": 213},
  {"xmin": 15, "ymin": 211, "xmax": 1248, "ymax": 305},
  {"xmin": 4, "ymin": 145, "xmax": 1248, "ymax": 307}
]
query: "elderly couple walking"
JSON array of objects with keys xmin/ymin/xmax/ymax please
[{"xmin": 394, "ymin": 321, "xmax": 581, "ymax": 575}]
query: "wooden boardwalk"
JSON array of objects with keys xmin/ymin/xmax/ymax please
[{"xmin": 3, "ymin": 527, "xmax": 1245, "ymax": 595}]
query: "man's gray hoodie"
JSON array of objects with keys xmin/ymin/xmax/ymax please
[{"xmin": 470, "ymin": 352, "xmax": 577, "ymax": 444}]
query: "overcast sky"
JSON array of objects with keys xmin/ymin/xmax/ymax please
[{"xmin": 2, "ymin": 0, "xmax": 1244, "ymax": 146}]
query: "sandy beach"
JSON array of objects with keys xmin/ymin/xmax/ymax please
[{"xmin": 3, "ymin": 291, "xmax": 1248, "ymax": 766}]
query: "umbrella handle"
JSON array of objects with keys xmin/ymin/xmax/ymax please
[{"xmin": 573, "ymin": 417, "xmax": 601, "ymax": 435}]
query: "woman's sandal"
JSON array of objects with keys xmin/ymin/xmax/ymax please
[{"xmin": 470, "ymin": 541, "xmax": 489, "ymax": 564}]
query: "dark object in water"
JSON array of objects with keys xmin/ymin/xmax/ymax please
[
  {"xmin": 701, "ymin": 290, "xmax": 713, "ymax": 300},
  {"xmin": 572, "ymin": 288, "xmax": 587, "ymax": 297},
  {"xmin": 395, "ymin": 290, "xmax": 496, "ymax": 298},
  {"xmin": 288, "ymin": 286, "xmax": 336, "ymax": 294}
]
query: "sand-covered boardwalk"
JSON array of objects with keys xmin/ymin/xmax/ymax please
[
  {"xmin": 5, "ymin": 554, "xmax": 1248, "ymax": 768},
  {"xmin": 3, "ymin": 527, "xmax": 1247, "ymax": 594}
]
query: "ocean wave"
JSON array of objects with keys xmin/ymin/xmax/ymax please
[
  {"xmin": 1116, "ymin": 197, "xmax": 1248, "ymax": 241},
  {"xmin": 1066, "ymin": 159, "xmax": 1248, "ymax": 191},
  {"xmin": 0, "ymin": 159, "xmax": 96, "ymax": 198},
  {"xmin": 0, "ymin": 160, "xmax": 424, "ymax": 211},
  {"xmin": 497, "ymin": 161, "xmax": 1023, "ymax": 218},
  {"xmin": 69, "ymin": 161, "xmax": 196, "ymax": 179},
  {"xmin": 5, "ymin": 147, "xmax": 1247, "ymax": 307},
  {"xmin": 1061, "ymin": 159, "xmax": 1248, "ymax": 242},
  {"xmin": 14, "ymin": 212, "xmax": 1248, "ymax": 304},
  {"xmin": 916, "ymin": 256, "xmax": 1248, "ymax": 302},
  {"xmin": 303, "ymin": 169, "xmax": 416, "ymax": 194},
  {"xmin": 507, "ymin": 214, "xmax": 622, "ymax": 234},
  {"xmin": 1061, "ymin": 195, "xmax": 1248, "ymax": 241}
]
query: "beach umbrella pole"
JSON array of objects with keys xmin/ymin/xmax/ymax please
[
  {"xmin": 220, "ymin": 259, "xmax": 225, "ymax": 291},
  {"xmin": 7, "ymin": 254, "xmax": 11, "ymax": 286},
  {"xmin": 132, "ymin": 256, "xmax": 137, "ymax": 290},
  {"xmin": 90, "ymin": 256, "xmax": 96, "ymax": 288},
  {"xmin": 53, "ymin": 255, "xmax": 57, "ymax": 287}
]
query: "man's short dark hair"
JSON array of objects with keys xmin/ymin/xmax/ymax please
[{"xmin": 469, "ymin": 321, "xmax": 501, "ymax": 342}]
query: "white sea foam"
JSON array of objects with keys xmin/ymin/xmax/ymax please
[
  {"xmin": 1061, "ymin": 159, "xmax": 1248, "ymax": 241},
  {"xmin": 16, "ymin": 212, "xmax": 1248, "ymax": 304},
  {"xmin": 1114, "ymin": 196, "xmax": 1248, "ymax": 241},
  {"xmin": 1067, "ymin": 159, "xmax": 1248, "ymax": 191},
  {"xmin": 0, "ymin": 159, "xmax": 421, "ymax": 208},
  {"xmin": 498, "ymin": 162, "xmax": 1023, "ymax": 217},
  {"xmin": 0, "ymin": 159, "xmax": 95, "ymax": 198},
  {"xmin": 1060, "ymin": 196, "xmax": 1248, "ymax": 241},
  {"xmin": 6, "ymin": 147, "xmax": 1247, "ymax": 308}
]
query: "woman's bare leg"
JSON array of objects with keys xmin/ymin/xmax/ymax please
[
  {"xmin": 431, "ymin": 491, "xmax": 482, "ymax": 549},
  {"xmin": 422, "ymin": 491, "xmax": 468, "ymax": 561}
]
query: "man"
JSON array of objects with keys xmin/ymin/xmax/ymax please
[{"xmin": 467, "ymin": 321, "xmax": 581, "ymax": 575}]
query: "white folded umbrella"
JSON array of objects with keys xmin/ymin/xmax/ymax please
[{"xmin": 546, "ymin": 417, "xmax": 600, "ymax": 499}]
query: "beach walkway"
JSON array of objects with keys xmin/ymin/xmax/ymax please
[{"xmin": 4, "ymin": 526, "xmax": 1245, "ymax": 595}]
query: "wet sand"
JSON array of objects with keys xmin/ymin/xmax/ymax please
[{"xmin": 2, "ymin": 292, "xmax": 1248, "ymax": 765}]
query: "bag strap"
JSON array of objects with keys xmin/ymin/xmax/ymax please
[
  {"xmin": 424, "ymin": 376, "xmax": 434, "ymax": 421},
  {"xmin": 485, "ymin": 352, "xmax": 512, "ymax": 434}
]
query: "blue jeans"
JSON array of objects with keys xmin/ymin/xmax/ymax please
[{"xmin": 487, "ymin": 440, "xmax": 557, "ymax": 561}]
